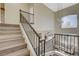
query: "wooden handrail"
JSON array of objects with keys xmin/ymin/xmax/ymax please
[
  {"xmin": 54, "ymin": 33, "xmax": 79, "ymax": 37},
  {"xmin": 20, "ymin": 13, "xmax": 40, "ymax": 39},
  {"xmin": 20, "ymin": 9, "xmax": 34, "ymax": 15},
  {"xmin": 0, "ymin": 8, "xmax": 5, "ymax": 10}
]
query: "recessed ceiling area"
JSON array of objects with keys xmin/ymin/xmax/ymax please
[{"xmin": 44, "ymin": 3, "xmax": 77, "ymax": 12}]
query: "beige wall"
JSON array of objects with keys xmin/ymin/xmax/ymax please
[
  {"xmin": 5, "ymin": 3, "xmax": 29, "ymax": 24},
  {"xmin": 5, "ymin": 3, "xmax": 55, "ymax": 33},
  {"xmin": 4, "ymin": 3, "xmax": 79, "ymax": 34},
  {"xmin": 55, "ymin": 4, "xmax": 79, "ymax": 34},
  {"xmin": 31, "ymin": 3, "xmax": 55, "ymax": 33},
  {"xmin": 4, "ymin": 3, "xmax": 56, "ymax": 34}
]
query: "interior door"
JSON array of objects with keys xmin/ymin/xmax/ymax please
[{"xmin": 0, "ymin": 3, "xmax": 5, "ymax": 24}]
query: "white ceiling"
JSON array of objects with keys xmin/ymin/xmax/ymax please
[{"xmin": 44, "ymin": 3, "xmax": 77, "ymax": 12}]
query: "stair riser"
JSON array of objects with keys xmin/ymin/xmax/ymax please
[
  {"xmin": 0, "ymin": 39, "xmax": 26, "ymax": 50},
  {"xmin": 0, "ymin": 24, "xmax": 19, "ymax": 27},
  {"xmin": 17, "ymin": 51, "xmax": 30, "ymax": 56},
  {"xmin": 6, "ymin": 48, "xmax": 30, "ymax": 56},
  {"xmin": 0, "ymin": 38, "xmax": 23, "ymax": 43},
  {"xmin": 0, "ymin": 27, "xmax": 20, "ymax": 30},
  {"xmin": 0, "ymin": 31, "xmax": 21, "ymax": 35},
  {"xmin": 0, "ymin": 31, "xmax": 21, "ymax": 32},
  {"xmin": 0, "ymin": 35, "xmax": 22, "ymax": 39},
  {"xmin": 0, "ymin": 44, "xmax": 27, "ymax": 56},
  {"xmin": 0, "ymin": 36, "xmax": 22, "ymax": 40},
  {"xmin": 0, "ymin": 29, "xmax": 20, "ymax": 31}
]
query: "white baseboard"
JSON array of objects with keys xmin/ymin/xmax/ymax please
[{"xmin": 45, "ymin": 50, "xmax": 68, "ymax": 56}]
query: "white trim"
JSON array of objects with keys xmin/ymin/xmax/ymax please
[
  {"xmin": 45, "ymin": 50, "xmax": 68, "ymax": 56},
  {"xmin": 19, "ymin": 23, "xmax": 37, "ymax": 56}
]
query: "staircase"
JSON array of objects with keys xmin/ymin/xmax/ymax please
[{"xmin": 0, "ymin": 24, "xmax": 30, "ymax": 56}]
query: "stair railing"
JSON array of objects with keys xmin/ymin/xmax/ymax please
[
  {"xmin": 42, "ymin": 33, "xmax": 79, "ymax": 56},
  {"xmin": 54, "ymin": 33, "xmax": 79, "ymax": 56},
  {"xmin": 20, "ymin": 9, "xmax": 45, "ymax": 56}
]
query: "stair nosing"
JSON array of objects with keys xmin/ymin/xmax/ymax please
[
  {"xmin": 0, "ymin": 34, "xmax": 22, "ymax": 37},
  {"xmin": 0, "ymin": 42, "xmax": 26, "ymax": 51},
  {"xmin": 6, "ymin": 48, "xmax": 29, "ymax": 56},
  {"xmin": 0, "ymin": 31, "xmax": 21, "ymax": 35},
  {"xmin": 0, "ymin": 24, "xmax": 19, "ymax": 27},
  {"xmin": 0, "ymin": 38, "xmax": 24, "ymax": 43}
]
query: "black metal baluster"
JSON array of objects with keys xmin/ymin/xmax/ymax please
[
  {"xmin": 34, "ymin": 34, "xmax": 36, "ymax": 54},
  {"xmin": 60, "ymin": 35, "xmax": 62, "ymax": 51},
  {"xmin": 74, "ymin": 36, "xmax": 75, "ymax": 55},
  {"xmin": 65, "ymin": 35, "xmax": 66, "ymax": 52},
  {"xmin": 36, "ymin": 37, "xmax": 38, "ymax": 55},
  {"xmin": 57, "ymin": 35, "xmax": 59, "ymax": 50},
  {"xmin": 38, "ymin": 37, "xmax": 40, "ymax": 56},
  {"xmin": 78, "ymin": 36, "xmax": 79, "ymax": 56},
  {"xmin": 70, "ymin": 36, "xmax": 72, "ymax": 55},
  {"xmin": 62, "ymin": 35, "xmax": 64, "ymax": 51},
  {"xmin": 55, "ymin": 34, "xmax": 57, "ymax": 50},
  {"xmin": 60, "ymin": 35, "xmax": 61, "ymax": 51},
  {"xmin": 53, "ymin": 34, "xmax": 55, "ymax": 50},
  {"xmin": 65, "ymin": 35, "xmax": 67, "ymax": 53},
  {"xmin": 67, "ymin": 35, "xmax": 69, "ymax": 54},
  {"xmin": 41, "ymin": 40, "xmax": 42, "ymax": 55},
  {"xmin": 60, "ymin": 35, "xmax": 63, "ymax": 50},
  {"xmin": 59, "ymin": 35, "xmax": 60, "ymax": 51},
  {"xmin": 41, "ymin": 41, "xmax": 43, "ymax": 55},
  {"xmin": 64, "ymin": 35, "xmax": 66, "ymax": 51},
  {"xmin": 44, "ymin": 40, "xmax": 45, "ymax": 56},
  {"xmin": 56, "ymin": 35, "xmax": 58, "ymax": 50},
  {"xmin": 58, "ymin": 35, "xmax": 59, "ymax": 50}
]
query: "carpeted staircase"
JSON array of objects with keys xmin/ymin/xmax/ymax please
[{"xmin": 0, "ymin": 24, "xmax": 30, "ymax": 56}]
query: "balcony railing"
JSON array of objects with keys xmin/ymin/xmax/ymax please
[
  {"xmin": 53, "ymin": 34, "xmax": 79, "ymax": 55},
  {"xmin": 44, "ymin": 33, "xmax": 79, "ymax": 56}
]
